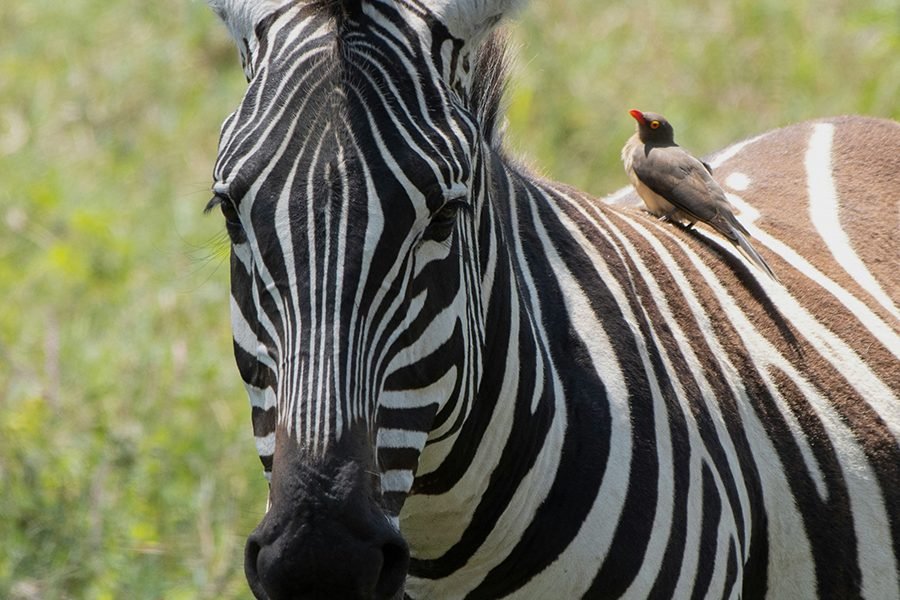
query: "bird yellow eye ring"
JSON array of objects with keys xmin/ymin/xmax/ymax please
[{"xmin": 650, "ymin": 120, "xmax": 660, "ymax": 129}]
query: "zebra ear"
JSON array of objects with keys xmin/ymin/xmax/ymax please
[
  {"xmin": 208, "ymin": 0, "xmax": 293, "ymax": 76},
  {"xmin": 429, "ymin": 0, "xmax": 529, "ymax": 44}
]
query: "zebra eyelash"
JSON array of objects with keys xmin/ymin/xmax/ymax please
[{"xmin": 204, "ymin": 194, "xmax": 224, "ymax": 214}]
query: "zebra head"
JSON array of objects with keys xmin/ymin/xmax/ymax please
[{"xmin": 208, "ymin": 1, "xmax": 525, "ymax": 597}]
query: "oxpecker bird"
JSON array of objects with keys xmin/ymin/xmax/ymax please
[{"xmin": 622, "ymin": 109, "xmax": 778, "ymax": 281}]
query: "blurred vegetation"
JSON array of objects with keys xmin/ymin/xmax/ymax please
[
  {"xmin": 1, "ymin": 1, "xmax": 255, "ymax": 598},
  {"xmin": 508, "ymin": 0, "xmax": 900, "ymax": 195},
  {"xmin": 0, "ymin": 0, "xmax": 896, "ymax": 598}
]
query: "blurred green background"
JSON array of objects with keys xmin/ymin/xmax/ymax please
[{"xmin": 0, "ymin": 1, "xmax": 896, "ymax": 598}]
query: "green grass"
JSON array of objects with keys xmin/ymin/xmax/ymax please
[{"xmin": 0, "ymin": 1, "xmax": 896, "ymax": 597}]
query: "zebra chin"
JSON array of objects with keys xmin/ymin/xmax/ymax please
[{"xmin": 244, "ymin": 443, "xmax": 410, "ymax": 600}]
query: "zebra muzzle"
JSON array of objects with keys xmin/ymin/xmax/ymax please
[{"xmin": 244, "ymin": 459, "xmax": 409, "ymax": 600}]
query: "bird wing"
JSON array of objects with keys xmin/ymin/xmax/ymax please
[
  {"xmin": 633, "ymin": 146, "xmax": 778, "ymax": 280},
  {"xmin": 632, "ymin": 146, "xmax": 746, "ymax": 240}
]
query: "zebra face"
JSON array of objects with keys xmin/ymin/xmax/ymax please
[{"xmin": 209, "ymin": 2, "xmax": 500, "ymax": 597}]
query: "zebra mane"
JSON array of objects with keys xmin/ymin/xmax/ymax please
[
  {"xmin": 209, "ymin": 0, "xmax": 528, "ymax": 47},
  {"xmin": 469, "ymin": 29, "xmax": 513, "ymax": 150},
  {"xmin": 209, "ymin": 0, "xmax": 516, "ymax": 149}
]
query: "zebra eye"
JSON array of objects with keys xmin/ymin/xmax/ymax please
[
  {"xmin": 424, "ymin": 199, "xmax": 465, "ymax": 243},
  {"xmin": 205, "ymin": 193, "xmax": 247, "ymax": 245}
]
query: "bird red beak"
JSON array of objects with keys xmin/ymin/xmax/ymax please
[{"xmin": 629, "ymin": 109, "xmax": 645, "ymax": 124}]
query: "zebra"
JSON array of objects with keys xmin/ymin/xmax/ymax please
[{"xmin": 204, "ymin": 0, "xmax": 900, "ymax": 598}]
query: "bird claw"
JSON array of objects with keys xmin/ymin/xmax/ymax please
[{"xmin": 659, "ymin": 214, "xmax": 693, "ymax": 231}]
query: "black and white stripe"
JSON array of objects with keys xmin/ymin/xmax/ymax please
[{"xmin": 206, "ymin": 1, "xmax": 899, "ymax": 597}]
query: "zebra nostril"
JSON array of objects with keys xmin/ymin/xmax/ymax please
[
  {"xmin": 375, "ymin": 538, "xmax": 410, "ymax": 599},
  {"xmin": 244, "ymin": 535, "xmax": 268, "ymax": 600}
]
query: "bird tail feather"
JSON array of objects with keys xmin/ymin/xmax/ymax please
[{"xmin": 734, "ymin": 231, "xmax": 779, "ymax": 282}]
